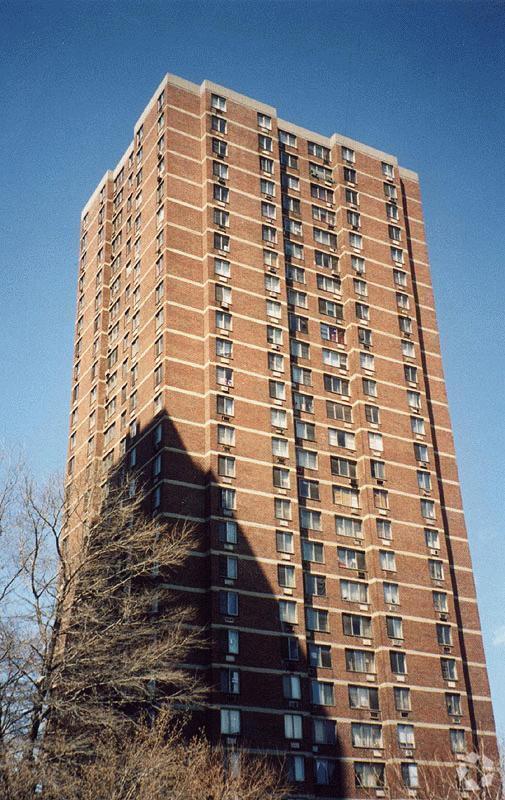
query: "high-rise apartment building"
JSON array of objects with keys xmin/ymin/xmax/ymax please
[{"xmin": 68, "ymin": 74, "xmax": 497, "ymax": 797}]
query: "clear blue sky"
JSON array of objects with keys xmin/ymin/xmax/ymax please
[{"xmin": 1, "ymin": 0, "xmax": 503, "ymax": 737}]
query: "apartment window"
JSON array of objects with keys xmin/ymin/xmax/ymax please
[
  {"xmin": 284, "ymin": 713, "xmax": 302, "ymax": 740},
  {"xmin": 376, "ymin": 519, "xmax": 392, "ymax": 541},
  {"xmin": 283, "ymin": 673, "xmax": 301, "ymax": 700},
  {"xmin": 216, "ymin": 366, "xmax": 233, "ymax": 387},
  {"xmin": 220, "ymin": 708, "xmax": 240, "ymax": 735},
  {"xmin": 293, "ymin": 393, "xmax": 314, "ymax": 414},
  {"xmin": 425, "ymin": 528, "xmax": 440, "ymax": 550},
  {"xmin": 336, "ymin": 516, "xmax": 362, "ymax": 539},
  {"xmin": 278, "ymin": 564, "xmax": 296, "ymax": 589},
  {"xmin": 324, "ymin": 375, "xmax": 349, "ymax": 396},
  {"xmin": 394, "ymin": 268, "xmax": 407, "ymax": 287},
  {"xmin": 417, "ymin": 470, "xmax": 432, "ymax": 491},
  {"xmin": 213, "ymin": 160, "xmax": 229, "ymax": 179},
  {"xmin": 313, "ymin": 718, "xmax": 336, "ymax": 745},
  {"xmin": 265, "ymin": 274, "xmax": 280, "ymax": 294},
  {"xmin": 408, "ymin": 390, "xmax": 421, "ymax": 410},
  {"xmin": 290, "ymin": 339, "xmax": 310, "ymax": 359},
  {"xmin": 279, "ymin": 599, "xmax": 297, "ymax": 624},
  {"xmin": 312, "ymin": 205, "xmax": 335, "ymax": 225},
  {"xmin": 220, "ymin": 668, "xmax": 240, "ymax": 695},
  {"xmin": 296, "ymin": 449, "xmax": 318, "ymax": 470},
  {"xmin": 287, "ymin": 266, "xmax": 306, "ymax": 285},
  {"xmin": 309, "ymin": 643, "xmax": 332, "ymax": 668},
  {"xmin": 411, "ymin": 416, "xmax": 425, "ymax": 435},
  {"xmin": 341, "ymin": 579, "xmax": 368, "ymax": 603},
  {"xmin": 216, "ymin": 338, "xmax": 233, "ymax": 358},
  {"xmin": 436, "ymin": 623, "xmax": 452, "ymax": 647},
  {"xmin": 404, "ymin": 365, "xmax": 417, "ymax": 384},
  {"xmin": 306, "ymin": 607, "xmax": 329, "ymax": 632},
  {"xmin": 355, "ymin": 763, "xmax": 385, "ymax": 789},
  {"xmin": 387, "ymin": 202, "xmax": 399, "ymax": 220},
  {"xmin": 374, "ymin": 489, "xmax": 389, "ymax": 510},
  {"xmin": 349, "ymin": 685, "xmax": 379, "ymax": 711},
  {"xmin": 387, "ymin": 616, "xmax": 403, "ymax": 639},
  {"xmin": 338, "ymin": 547, "xmax": 366, "ymax": 571},
  {"xmin": 259, "ymin": 156, "xmax": 274, "ymax": 173},
  {"xmin": 311, "ymin": 680, "xmax": 334, "ymax": 706},
  {"xmin": 211, "ymin": 93, "xmax": 226, "ymax": 112},
  {"xmin": 220, "ymin": 487, "xmax": 236, "ymax": 511},
  {"xmin": 450, "ymin": 729, "xmax": 466, "ymax": 754},
  {"xmin": 308, "ymin": 141, "xmax": 330, "ymax": 161},
  {"xmin": 275, "ymin": 498, "xmax": 291, "ymax": 521},
  {"xmin": 283, "ymin": 195, "xmax": 301, "ymax": 215},
  {"xmin": 266, "ymin": 299, "xmax": 281, "ymax": 318},
  {"xmin": 429, "ymin": 559, "xmax": 444, "ymax": 581},
  {"xmin": 300, "ymin": 508, "xmax": 321, "ymax": 531},
  {"xmin": 224, "ymin": 629, "xmax": 239, "ymax": 656},
  {"xmin": 302, "ymin": 540, "xmax": 324, "ymax": 564},
  {"xmin": 313, "ymin": 228, "xmax": 337, "ymax": 249},
  {"xmin": 342, "ymin": 146, "xmax": 355, "ymax": 162},
  {"xmin": 352, "ymin": 722, "xmax": 382, "ymax": 748},
  {"xmin": 328, "ymin": 428, "xmax": 355, "ymax": 449},
  {"xmin": 402, "ymin": 764, "xmax": 419, "ymax": 789},
  {"xmin": 343, "ymin": 613, "xmax": 372, "ymax": 638},
  {"xmin": 421, "ymin": 499, "xmax": 436, "ymax": 519},
  {"xmin": 273, "ymin": 466, "xmax": 290, "ymax": 489},
  {"xmin": 446, "ymin": 693, "xmax": 462, "ymax": 716},
  {"xmin": 218, "ymin": 520, "xmax": 238, "ymax": 545},
  {"xmin": 311, "ymin": 183, "xmax": 333, "ymax": 202},
  {"xmin": 390, "ymin": 651, "xmax": 407, "ymax": 675},
  {"xmin": 382, "ymin": 581, "xmax": 400, "ymax": 606},
  {"xmin": 333, "ymin": 485, "xmax": 359, "ymax": 509},
  {"xmin": 219, "ymin": 590, "xmax": 238, "ymax": 616},
  {"xmin": 214, "ymin": 233, "xmax": 230, "ymax": 252},
  {"xmin": 317, "ymin": 274, "xmax": 341, "ymax": 294},
  {"xmin": 295, "ymin": 419, "xmax": 315, "ymax": 439},
  {"xmin": 269, "ymin": 380, "xmax": 286, "ymax": 400},
  {"xmin": 346, "ymin": 649, "xmax": 375, "ymax": 673},
  {"xmin": 319, "ymin": 298, "xmax": 343, "ymax": 320},
  {"xmin": 212, "ymin": 138, "xmax": 227, "ymax": 157},
  {"xmin": 214, "ymin": 184, "xmax": 229, "ymax": 203},
  {"xmin": 217, "ymin": 395, "xmax": 234, "ymax": 416},
  {"xmin": 315, "ymin": 251, "xmax": 338, "ymax": 271},
  {"xmin": 391, "ymin": 246, "xmax": 404, "ymax": 263},
  {"xmin": 433, "ymin": 591, "xmax": 448, "ymax": 612},
  {"xmin": 326, "ymin": 400, "xmax": 352, "ymax": 422},
  {"xmin": 367, "ymin": 432, "xmax": 383, "ymax": 453},
  {"xmin": 257, "ymin": 112, "xmax": 271, "ymax": 129},
  {"xmin": 215, "ymin": 310, "xmax": 232, "ymax": 331},
  {"xmin": 218, "ymin": 455, "xmax": 235, "ymax": 478},
  {"xmin": 441, "ymin": 658, "xmax": 458, "ymax": 681},
  {"xmin": 276, "ymin": 529, "xmax": 294, "ymax": 554},
  {"xmin": 358, "ymin": 328, "xmax": 372, "ymax": 348},
  {"xmin": 260, "ymin": 178, "xmax": 275, "ymax": 196},
  {"xmin": 279, "ymin": 130, "xmax": 297, "ymax": 147},
  {"xmin": 280, "ymin": 152, "xmax": 298, "ymax": 169},
  {"xmin": 261, "ymin": 201, "xmax": 276, "ymax": 219},
  {"xmin": 331, "ymin": 457, "xmax": 356, "ymax": 479},
  {"xmin": 360, "ymin": 353, "xmax": 375, "ymax": 373},
  {"xmin": 211, "ymin": 115, "xmax": 227, "ymax": 134},
  {"xmin": 287, "ymin": 755, "xmax": 305, "ymax": 783},
  {"xmin": 320, "ymin": 323, "xmax": 345, "ymax": 344},
  {"xmin": 310, "ymin": 162, "xmax": 332, "ymax": 181},
  {"xmin": 267, "ymin": 325, "xmax": 283, "ymax": 345},
  {"xmin": 220, "ymin": 555, "xmax": 238, "ymax": 580},
  {"xmin": 380, "ymin": 547, "xmax": 397, "ymax": 571},
  {"xmin": 402, "ymin": 339, "xmax": 416, "ymax": 358},
  {"xmin": 271, "ymin": 407, "xmax": 287, "ymax": 428},
  {"xmin": 283, "ymin": 174, "xmax": 300, "ymax": 191},
  {"xmin": 298, "ymin": 478, "xmax": 320, "ymax": 501},
  {"xmin": 394, "ymin": 686, "xmax": 411, "ymax": 711},
  {"xmin": 304, "ymin": 573, "xmax": 326, "ymax": 597}
]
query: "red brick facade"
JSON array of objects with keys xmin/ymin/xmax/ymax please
[{"xmin": 67, "ymin": 75, "xmax": 497, "ymax": 797}]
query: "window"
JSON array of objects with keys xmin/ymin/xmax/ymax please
[
  {"xmin": 287, "ymin": 755, "xmax": 305, "ymax": 783},
  {"xmin": 292, "ymin": 366, "xmax": 311, "ymax": 386},
  {"xmin": 365, "ymin": 405, "xmax": 380, "ymax": 425},
  {"xmin": 402, "ymin": 340, "xmax": 416, "ymax": 360},
  {"xmin": 269, "ymin": 380, "xmax": 285, "ymax": 400},
  {"xmin": 276, "ymin": 530, "xmax": 294, "ymax": 554},
  {"xmin": 343, "ymin": 166, "xmax": 357, "ymax": 183},
  {"xmin": 310, "ymin": 162, "xmax": 332, "ymax": 181},
  {"xmin": 348, "ymin": 210, "xmax": 361, "ymax": 229},
  {"xmin": 260, "ymin": 178, "xmax": 275, "ymax": 196},
  {"xmin": 333, "ymin": 486, "xmax": 359, "ymax": 509},
  {"xmin": 266, "ymin": 299, "xmax": 281, "ymax": 318},
  {"xmin": 279, "ymin": 130, "xmax": 297, "ymax": 147},
  {"xmin": 384, "ymin": 182, "xmax": 397, "ymax": 200},
  {"xmin": 220, "ymin": 668, "xmax": 240, "ymax": 695},
  {"xmin": 394, "ymin": 686, "xmax": 411, "ymax": 711},
  {"xmin": 283, "ymin": 673, "xmax": 301, "ymax": 700},
  {"xmin": 343, "ymin": 613, "xmax": 372, "ymax": 638},
  {"xmin": 278, "ymin": 564, "xmax": 296, "ymax": 589},
  {"xmin": 349, "ymin": 232, "xmax": 363, "ymax": 250},
  {"xmin": 258, "ymin": 133, "xmax": 273, "ymax": 152},
  {"xmin": 288, "ymin": 289, "xmax": 308, "ymax": 308},
  {"xmin": 271, "ymin": 408, "xmax": 286, "ymax": 430},
  {"xmin": 280, "ymin": 152, "xmax": 298, "ymax": 169},
  {"xmin": 358, "ymin": 327, "xmax": 372, "ymax": 347},
  {"xmin": 376, "ymin": 518, "xmax": 392, "ymax": 540},
  {"xmin": 296, "ymin": 449, "xmax": 318, "ymax": 470},
  {"xmin": 213, "ymin": 161, "xmax": 229, "ymax": 179},
  {"xmin": 267, "ymin": 325, "xmax": 283, "ymax": 345},
  {"xmin": 425, "ymin": 528, "xmax": 440, "ymax": 549},
  {"xmin": 352, "ymin": 723, "xmax": 382, "ymax": 748},
  {"xmin": 290, "ymin": 339, "xmax": 310, "ymax": 358},
  {"xmin": 308, "ymin": 141, "xmax": 330, "ymax": 160},
  {"xmin": 306, "ymin": 607, "xmax": 329, "ymax": 632},
  {"xmin": 275, "ymin": 498, "xmax": 292, "ymax": 521},
  {"xmin": 214, "ymin": 184, "xmax": 229, "ymax": 203},
  {"xmin": 346, "ymin": 649, "xmax": 375, "ymax": 673},
  {"xmin": 311, "ymin": 680, "xmax": 334, "ymax": 706},
  {"xmin": 411, "ymin": 415, "xmax": 425, "ymax": 435},
  {"xmin": 394, "ymin": 269, "xmax": 407, "ymax": 287},
  {"xmin": 331, "ymin": 457, "xmax": 357, "ymax": 478},
  {"xmin": 312, "ymin": 205, "xmax": 335, "ymax": 224},
  {"xmin": 282, "ymin": 173, "xmax": 300, "ymax": 191},
  {"xmin": 391, "ymin": 246, "xmax": 404, "ymax": 263},
  {"xmin": 284, "ymin": 713, "xmax": 303, "ymax": 741},
  {"xmin": 342, "ymin": 146, "xmax": 355, "ymax": 162},
  {"xmin": 220, "ymin": 708, "xmax": 240, "ymax": 735},
  {"xmin": 295, "ymin": 419, "xmax": 315, "ymax": 440},
  {"xmin": 313, "ymin": 718, "xmax": 336, "ymax": 745},
  {"xmin": 311, "ymin": 183, "xmax": 333, "ymax": 202},
  {"xmin": 362, "ymin": 379, "xmax": 377, "ymax": 397},
  {"xmin": 218, "ymin": 520, "xmax": 238, "ymax": 545},
  {"xmin": 283, "ymin": 195, "xmax": 301, "ymax": 214},
  {"xmin": 446, "ymin": 693, "xmax": 462, "ymax": 716},
  {"xmin": 300, "ymin": 508, "xmax": 321, "ymax": 530},
  {"xmin": 214, "ymin": 257, "xmax": 230, "ymax": 278},
  {"xmin": 319, "ymin": 298, "xmax": 343, "ymax": 320},
  {"xmin": 386, "ymin": 616, "xmax": 403, "ymax": 639},
  {"xmin": 417, "ymin": 470, "xmax": 432, "ymax": 491},
  {"xmin": 214, "ymin": 233, "xmax": 230, "ymax": 251},
  {"xmin": 220, "ymin": 487, "xmax": 236, "ymax": 511},
  {"xmin": 374, "ymin": 489, "xmax": 389, "ymax": 509},
  {"xmin": 449, "ymin": 729, "xmax": 468, "ymax": 761},
  {"xmin": 429, "ymin": 559, "xmax": 444, "ymax": 581},
  {"xmin": 216, "ymin": 366, "xmax": 233, "ymax": 387},
  {"xmin": 382, "ymin": 161, "xmax": 395, "ymax": 179},
  {"xmin": 293, "ymin": 392, "xmax": 314, "ymax": 413},
  {"xmin": 273, "ymin": 466, "xmax": 290, "ymax": 489},
  {"xmin": 309, "ymin": 643, "xmax": 332, "ymax": 668},
  {"xmin": 441, "ymin": 658, "xmax": 458, "ymax": 681},
  {"xmin": 304, "ymin": 573, "xmax": 326, "ymax": 597},
  {"xmin": 338, "ymin": 547, "xmax": 366, "ymax": 571},
  {"xmin": 216, "ymin": 338, "xmax": 233, "ymax": 358},
  {"xmin": 402, "ymin": 763, "xmax": 419, "ymax": 789},
  {"xmin": 287, "ymin": 265, "xmax": 306, "ymax": 284},
  {"xmin": 328, "ymin": 428, "xmax": 355, "ymax": 449},
  {"xmin": 217, "ymin": 395, "xmax": 234, "ymax": 416},
  {"xmin": 380, "ymin": 550, "xmax": 397, "ymax": 572},
  {"xmin": 279, "ymin": 599, "xmax": 297, "ymax": 624},
  {"xmin": 317, "ymin": 274, "xmax": 341, "ymax": 294},
  {"xmin": 259, "ymin": 156, "xmax": 274, "ymax": 173},
  {"xmin": 211, "ymin": 93, "xmax": 226, "ymax": 112},
  {"xmin": 437, "ymin": 623, "xmax": 452, "ymax": 646},
  {"xmin": 341, "ymin": 579, "xmax": 368, "ymax": 603},
  {"xmin": 387, "ymin": 202, "xmax": 399, "ymax": 221},
  {"xmin": 408, "ymin": 390, "xmax": 421, "ymax": 410},
  {"xmin": 360, "ymin": 353, "xmax": 374, "ymax": 372},
  {"xmin": 421, "ymin": 499, "xmax": 436, "ymax": 519},
  {"xmin": 336, "ymin": 516, "xmax": 362, "ymax": 538},
  {"xmin": 414, "ymin": 443, "xmax": 429, "ymax": 462},
  {"xmin": 324, "ymin": 374, "xmax": 349, "ymax": 396},
  {"xmin": 326, "ymin": 400, "xmax": 352, "ymax": 422},
  {"xmin": 298, "ymin": 478, "xmax": 320, "ymax": 500},
  {"xmin": 368, "ymin": 432, "xmax": 383, "ymax": 453},
  {"xmin": 404, "ymin": 364, "xmax": 417, "ymax": 383},
  {"xmin": 219, "ymin": 590, "xmax": 238, "ymax": 616},
  {"xmin": 390, "ymin": 650, "xmax": 407, "ymax": 675},
  {"xmin": 315, "ymin": 250, "xmax": 338, "ymax": 270},
  {"xmin": 211, "ymin": 115, "xmax": 227, "ymax": 134},
  {"xmin": 218, "ymin": 455, "xmax": 235, "ymax": 478},
  {"xmin": 302, "ymin": 540, "xmax": 324, "ymax": 563},
  {"xmin": 349, "ymin": 685, "xmax": 379, "ymax": 711},
  {"xmin": 313, "ymin": 228, "xmax": 337, "ymax": 248},
  {"xmin": 355, "ymin": 762, "xmax": 385, "ymax": 789},
  {"xmin": 433, "ymin": 591, "xmax": 448, "ymax": 612}
]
